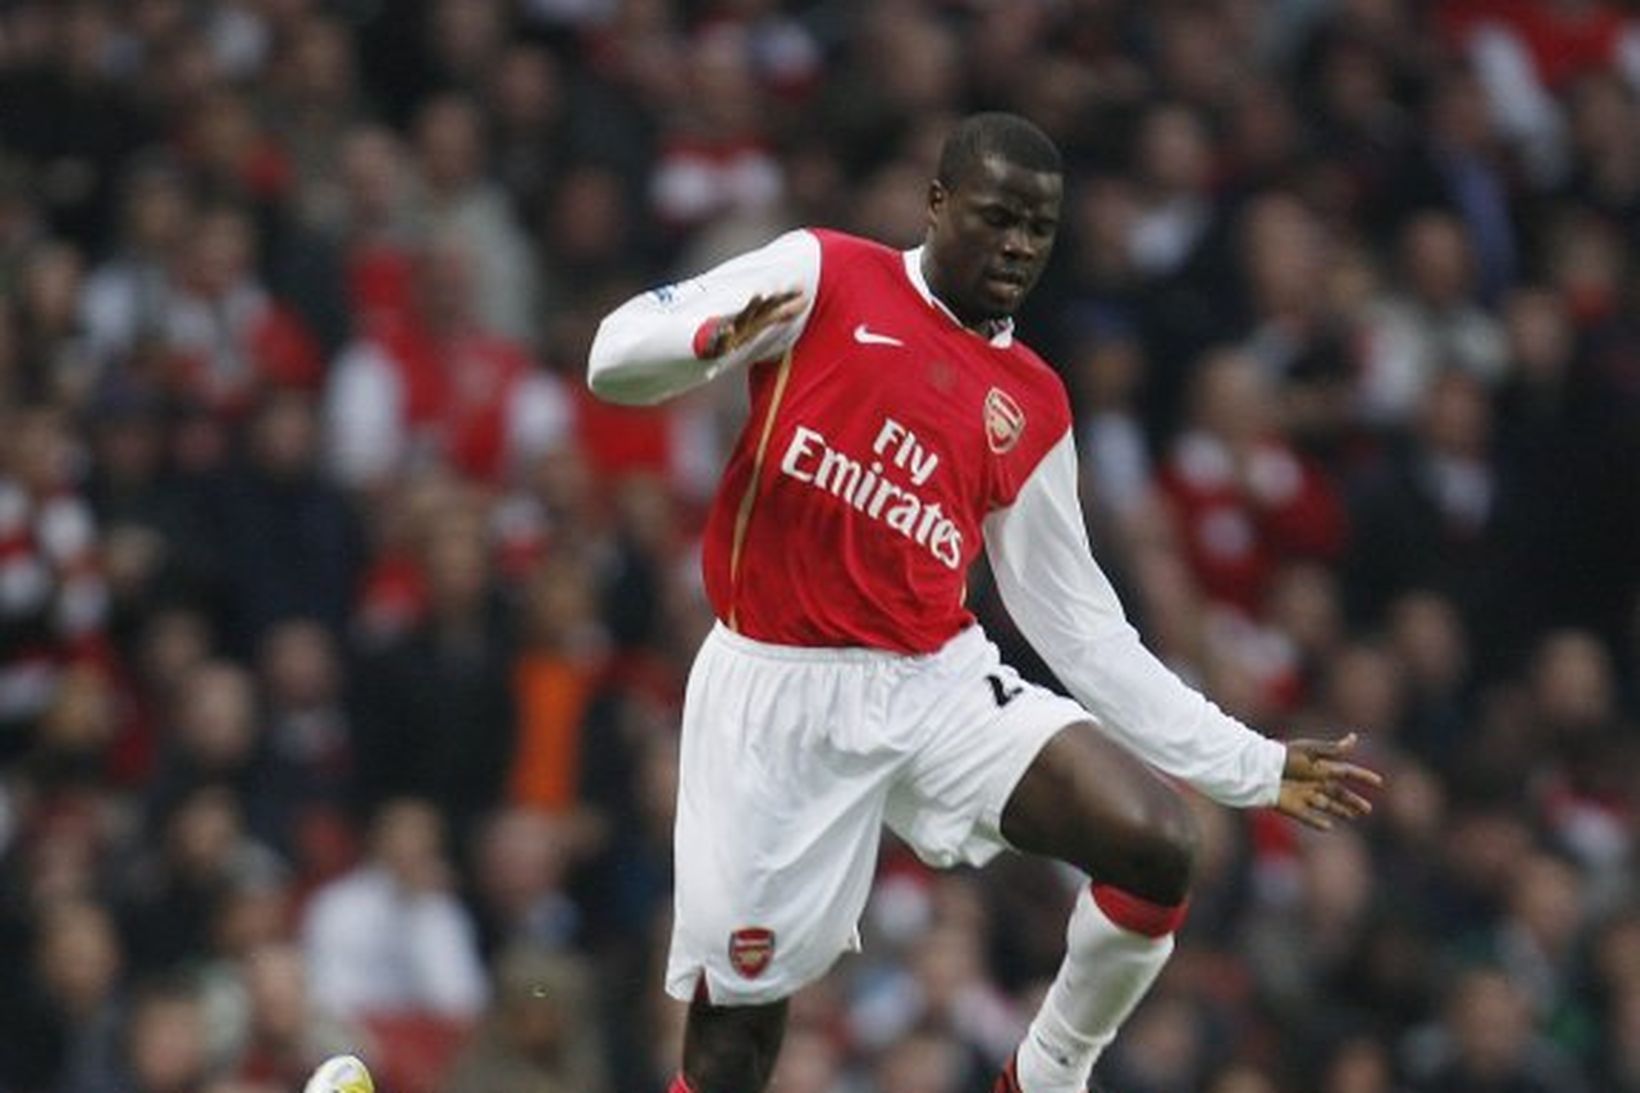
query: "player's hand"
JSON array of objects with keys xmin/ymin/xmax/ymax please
[
  {"xmin": 703, "ymin": 289, "xmax": 807, "ymax": 357},
  {"xmin": 1276, "ymin": 732, "xmax": 1382, "ymax": 831}
]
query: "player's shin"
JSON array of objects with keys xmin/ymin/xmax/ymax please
[{"xmin": 1013, "ymin": 883, "xmax": 1185, "ymax": 1093}]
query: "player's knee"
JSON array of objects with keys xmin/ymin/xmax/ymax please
[
  {"xmin": 1105, "ymin": 790, "xmax": 1197, "ymax": 906},
  {"xmin": 1139, "ymin": 793, "xmax": 1198, "ymax": 905}
]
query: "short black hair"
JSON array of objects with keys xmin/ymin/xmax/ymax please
[{"xmin": 936, "ymin": 112, "xmax": 1062, "ymax": 190}]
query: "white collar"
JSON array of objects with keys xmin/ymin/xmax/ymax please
[{"xmin": 902, "ymin": 246, "xmax": 1015, "ymax": 348}]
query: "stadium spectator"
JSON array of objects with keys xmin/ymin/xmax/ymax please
[
  {"xmin": 1345, "ymin": 368, "xmax": 1509, "ymax": 635},
  {"xmin": 1129, "ymin": 103, "xmax": 1221, "ymax": 284},
  {"xmin": 143, "ymin": 660, "xmax": 279, "ymax": 839},
  {"xmin": 1067, "ymin": 321, "xmax": 1153, "ymax": 531},
  {"xmin": 1231, "ymin": 192, "xmax": 1359, "ymax": 448},
  {"xmin": 1389, "ymin": 68, "xmax": 1521, "ymax": 301},
  {"xmin": 443, "ymin": 945, "xmax": 610, "ymax": 1093},
  {"xmin": 468, "ymin": 807, "xmax": 579, "ymax": 957},
  {"xmin": 0, "ymin": 898, "xmax": 127, "ymax": 1092},
  {"xmin": 79, "ymin": 160, "xmax": 192, "ymax": 373},
  {"xmin": 224, "ymin": 941, "xmax": 362, "ymax": 1090},
  {"xmin": 1385, "ymin": 590, "xmax": 1473, "ymax": 766},
  {"xmin": 332, "ymin": 124, "xmax": 422, "ymax": 329},
  {"xmin": 0, "ymin": 1, "xmax": 154, "ymax": 253},
  {"xmin": 1100, "ymin": 990, "xmax": 1216, "ymax": 1092},
  {"xmin": 255, "ymin": 618, "xmax": 353, "ymax": 823},
  {"xmin": 870, "ymin": 1027, "xmax": 979, "ymax": 1093},
  {"xmin": 204, "ymin": 390, "xmax": 363, "ymax": 653},
  {"xmin": 264, "ymin": 14, "xmax": 371, "ymax": 241},
  {"xmin": 155, "ymin": 203, "xmax": 323, "ymax": 413},
  {"xmin": 119, "ymin": 783, "xmax": 286, "ymax": 976},
  {"xmin": 483, "ymin": 43, "xmax": 568, "ymax": 235},
  {"xmin": 1160, "ymin": 348, "xmax": 1348, "ymax": 615},
  {"xmin": 324, "ymin": 236, "xmax": 571, "ymax": 490},
  {"xmin": 1357, "ymin": 211, "xmax": 1509, "ymax": 425},
  {"xmin": 765, "ymin": 1023, "xmax": 846, "ymax": 1093},
  {"xmin": 0, "ymin": 403, "xmax": 108, "ymax": 751},
  {"xmin": 1404, "ymin": 965, "xmax": 1589, "ymax": 1092},
  {"xmin": 409, "ymin": 93, "xmax": 539, "ymax": 345},
  {"xmin": 116, "ymin": 977, "xmax": 215, "ymax": 1093},
  {"xmin": 351, "ymin": 511, "xmax": 516, "ymax": 837},
  {"xmin": 649, "ymin": 24, "xmax": 784, "ymax": 235},
  {"xmin": 301, "ymin": 798, "xmax": 487, "ymax": 1023},
  {"xmin": 115, "ymin": 603, "xmax": 215, "ymax": 786}
]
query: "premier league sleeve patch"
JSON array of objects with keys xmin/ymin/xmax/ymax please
[{"xmin": 647, "ymin": 277, "xmax": 709, "ymax": 309}]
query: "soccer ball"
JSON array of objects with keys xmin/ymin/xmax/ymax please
[{"xmin": 302, "ymin": 1054, "xmax": 375, "ymax": 1093}]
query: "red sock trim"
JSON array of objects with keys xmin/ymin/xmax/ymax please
[
  {"xmin": 669, "ymin": 1077, "xmax": 697, "ymax": 1093},
  {"xmin": 692, "ymin": 317, "xmax": 724, "ymax": 358},
  {"xmin": 1090, "ymin": 883, "xmax": 1188, "ymax": 938}
]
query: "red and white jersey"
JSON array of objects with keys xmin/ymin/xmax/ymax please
[
  {"xmin": 590, "ymin": 229, "xmax": 1285, "ymax": 806},
  {"xmin": 701, "ymin": 230, "xmax": 1069, "ymax": 651}
]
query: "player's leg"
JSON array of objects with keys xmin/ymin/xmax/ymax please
[
  {"xmin": 999, "ymin": 721, "xmax": 1197, "ymax": 1093},
  {"xmin": 877, "ymin": 631, "xmax": 1180, "ymax": 1093},
  {"xmin": 1002, "ymin": 719, "xmax": 1197, "ymax": 904},
  {"xmin": 678, "ymin": 997, "xmax": 789, "ymax": 1093},
  {"xmin": 666, "ymin": 626, "xmax": 908, "ymax": 1093}
]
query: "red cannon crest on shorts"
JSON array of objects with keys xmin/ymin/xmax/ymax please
[{"xmin": 728, "ymin": 927, "xmax": 776, "ymax": 978}]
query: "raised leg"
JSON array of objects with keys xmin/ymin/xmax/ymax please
[
  {"xmin": 999, "ymin": 722, "xmax": 1198, "ymax": 1093},
  {"xmin": 1001, "ymin": 720, "xmax": 1198, "ymax": 903}
]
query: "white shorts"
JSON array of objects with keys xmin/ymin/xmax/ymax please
[{"xmin": 666, "ymin": 622, "xmax": 1087, "ymax": 1005}]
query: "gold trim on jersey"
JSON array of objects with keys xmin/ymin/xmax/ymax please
[{"xmin": 727, "ymin": 348, "xmax": 796, "ymax": 630}]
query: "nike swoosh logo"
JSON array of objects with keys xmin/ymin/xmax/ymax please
[{"xmin": 853, "ymin": 323, "xmax": 904, "ymax": 347}]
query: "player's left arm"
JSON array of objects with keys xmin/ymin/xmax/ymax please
[{"xmin": 982, "ymin": 432, "xmax": 1380, "ymax": 820}]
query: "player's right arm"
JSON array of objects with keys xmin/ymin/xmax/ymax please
[{"xmin": 587, "ymin": 229, "xmax": 819, "ymax": 405}]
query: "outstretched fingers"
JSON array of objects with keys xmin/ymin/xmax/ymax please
[
  {"xmin": 1315, "ymin": 757, "xmax": 1383, "ymax": 791},
  {"xmin": 1287, "ymin": 793, "xmax": 1338, "ymax": 831},
  {"xmin": 1294, "ymin": 786, "xmax": 1365, "ymax": 829},
  {"xmin": 1278, "ymin": 732, "xmax": 1385, "ymax": 831},
  {"xmin": 742, "ymin": 288, "xmax": 807, "ymax": 327},
  {"xmin": 714, "ymin": 288, "xmax": 807, "ymax": 356},
  {"xmin": 1316, "ymin": 780, "xmax": 1373, "ymax": 819}
]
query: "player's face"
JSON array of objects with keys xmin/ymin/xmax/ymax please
[{"xmin": 925, "ymin": 156, "xmax": 1062, "ymax": 325}]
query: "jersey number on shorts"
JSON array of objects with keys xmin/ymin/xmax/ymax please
[{"xmin": 987, "ymin": 673, "xmax": 1023, "ymax": 708}]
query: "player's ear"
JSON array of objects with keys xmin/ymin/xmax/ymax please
[{"xmin": 927, "ymin": 179, "xmax": 948, "ymax": 230}]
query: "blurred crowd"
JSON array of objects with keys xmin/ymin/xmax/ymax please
[{"xmin": 0, "ymin": 0, "xmax": 1638, "ymax": 1091}]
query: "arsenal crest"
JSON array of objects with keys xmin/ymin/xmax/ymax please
[
  {"xmin": 729, "ymin": 927, "xmax": 776, "ymax": 979},
  {"xmin": 984, "ymin": 388, "xmax": 1026, "ymax": 453}
]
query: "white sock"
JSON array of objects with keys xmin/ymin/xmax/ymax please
[{"xmin": 1014, "ymin": 885, "xmax": 1180, "ymax": 1093}]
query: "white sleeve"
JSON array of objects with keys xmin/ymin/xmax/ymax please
[
  {"xmin": 982, "ymin": 432, "xmax": 1287, "ymax": 807},
  {"xmin": 586, "ymin": 228, "xmax": 820, "ymax": 406}
]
